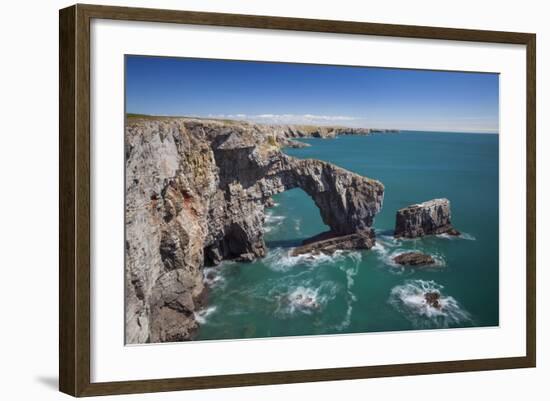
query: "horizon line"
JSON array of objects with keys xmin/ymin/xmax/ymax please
[{"xmin": 126, "ymin": 112, "xmax": 499, "ymax": 135}]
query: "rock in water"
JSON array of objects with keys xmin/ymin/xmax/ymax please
[
  {"xmin": 125, "ymin": 117, "xmax": 384, "ymax": 343},
  {"xmin": 393, "ymin": 252, "xmax": 436, "ymax": 266},
  {"xmin": 290, "ymin": 230, "xmax": 375, "ymax": 256},
  {"xmin": 394, "ymin": 198, "xmax": 460, "ymax": 238},
  {"xmin": 424, "ymin": 291, "xmax": 442, "ymax": 309}
]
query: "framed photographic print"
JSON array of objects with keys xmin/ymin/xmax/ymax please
[{"xmin": 59, "ymin": 4, "xmax": 536, "ymax": 397}]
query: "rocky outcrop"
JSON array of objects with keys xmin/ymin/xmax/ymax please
[
  {"xmin": 393, "ymin": 252, "xmax": 435, "ymax": 266},
  {"xmin": 424, "ymin": 292, "xmax": 442, "ymax": 309},
  {"xmin": 394, "ymin": 198, "xmax": 460, "ymax": 238},
  {"xmin": 252, "ymin": 124, "xmax": 372, "ymax": 148},
  {"xmin": 125, "ymin": 117, "xmax": 384, "ymax": 343},
  {"xmin": 269, "ymin": 124, "xmax": 371, "ymax": 140},
  {"xmin": 290, "ymin": 231, "xmax": 375, "ymax": 256}
]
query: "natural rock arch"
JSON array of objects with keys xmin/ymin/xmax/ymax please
[
  {"xmin": 205, "ymin": 133, "xmax": 385, "ymax": 264},
  {"xmin": 125, "ymin": 118, "xmax": 385, "ymax": 343},
  {"xmin": 278, "ymin": 157, "xmax": 384, "ymax": 235}
]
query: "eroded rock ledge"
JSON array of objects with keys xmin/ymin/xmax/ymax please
[
  {"xmin": 125, "ymin": 117, "xmax": 384, "ymax": 343},
  {"xmin": 290, "ymin": 231, "xmax": 375, "ymax": 256}
]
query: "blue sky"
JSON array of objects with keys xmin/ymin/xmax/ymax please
[{"xmin": 126, "ymin": 55, "xmax": 499, "ymax": 133}]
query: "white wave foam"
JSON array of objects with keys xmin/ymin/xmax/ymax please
[
  {"xmin": 339, "ymin": 258, "xmax": 360, "ymax": 290},
  {"xmin": 264, "ymin": 211, "xmax": 286, "ymax": 233},
  {"xmin": 373, "ymin": 238, "xmax": 445, "ymax": 273},
  {"xmin": 203, "ymin": 267, "xmax": 226, "ymax": 288},
  {"xmin": 286, "ymin": 287, "xmax": 323, "ymax": 313},
  {"xmin": 293, "ymin": 218, "xmax": 301, "ymax": 233},
  {"xmin": 347, "ymin": 251, "xmax": 362, "ymax": 265},
  {"xmin": 332, "ymin": 253, "xmax": 362, "ymax": 330},
  {"xmin": 437, "ymin": 232, "xmax": 476, "ymax": 241},
  {"xmin": 264, "ymin": 247, "xmax": 348, "ymax": 272},
  {"xmin": 265, "ymin": 213, "xmax": 286, "ymax": 224},
  {"xmin": 334, "ymin": 302, "xmax": 354, "ymax": 331},
  {"xmin": 389, "ymin": 279, "xmax": 471, "ymax": 329},
  {"xmin": 274, "ymin": 282, "xmax": 338, "ymax": 317},
  {"xmin": 378, "ymin": 234, "xmax": 404, "ymax": 247},
  {"xmin": 372, "ymin": 242, "xmax": 408, "ymax": 273},
  {"xmin": 372, "ymin": 241, "xmax": 397, "ymax": 267},
  {"xmin": 204, "ymin": 249, "xmax": 362, "ymax": 328},
  {"xmin": 194, "ymin": 306, "xmax": 217, "ymax": 325}
]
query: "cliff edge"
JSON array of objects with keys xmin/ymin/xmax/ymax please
[{"xmin": 125, "ymin": 117, "xmax": 384, "ymax": 343}]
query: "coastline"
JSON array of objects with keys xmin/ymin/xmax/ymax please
[
  {"xmin": 125, "ymin": 116, "xmax": 385, "ymax": 343},
  {"xmin": 124, "ymin": 115, "xmax": 498, "ymax": 343}
]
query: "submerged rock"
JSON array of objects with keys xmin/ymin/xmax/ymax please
[
  {"xmin": 288, "ymin": 293, "xmax": 320, "ymax": 310},
  {"xmin": 264, "ymin": 197, "xmax": 276, "ymax": 208},
  {"xmin": 394, "ymin": 198, "xmax": 460, "ymax": 238},
  {"xmin": 424, "ymin": 291, "xmax": 442, "ymax": 309},
  {"xmin": 393, "ymin": 252, "xmax": 435, "ymax": 266}
]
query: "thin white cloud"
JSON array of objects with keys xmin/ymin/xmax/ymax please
[
  {"xmin": 207, "ymin": 113, "xmax": 358, "ymax": 125},
  {"xmin": 202, "ymin": 113, "xmax": 498, "ymax": 133}
]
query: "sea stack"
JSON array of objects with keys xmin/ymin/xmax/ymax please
[{"xmin": 394, "ymin": 198, "xmax": 460, "ymax": 238}]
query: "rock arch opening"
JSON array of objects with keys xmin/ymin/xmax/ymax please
[
  {"xmin": 263, "ymin": 188, "xmax": 330, "ymax": 250},
  {"xmin": 204, "ymin": 135, "xmax": 385, "ymax": 263}
]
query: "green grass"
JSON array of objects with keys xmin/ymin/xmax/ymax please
[
  {"xmin": 126, "ymin": 113, "xmax": 192, "ymax": 120},
  {"xmin": 126, "ymin": 113, "xmax": 242, "ymax": 125}
]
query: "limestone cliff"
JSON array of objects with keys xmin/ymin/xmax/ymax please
[
  {"xmin": 125, "ymin": 117, "xmax": 384, "ymax": 343},
  {"xmin": 394, "ymin": 198, "xmax": 460, "ymax": 238}
]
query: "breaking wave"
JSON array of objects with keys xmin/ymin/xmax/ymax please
[
  {"xmin": 203, "ymin": 266, "xmax": 228, "ymax": 288},
  {"xmin": 263, "ymin": 247, "xmax": 348, "ymax": 272},
  {"xmin": 373, "ymin": 236, "xmax": 445, "ymax": 273},
  {"xmin": 388, "ymin": 279, "xmax": 471, "ymax": 329},
  {"xmin": 380, "ymin": 231, "xmax": 476, "ymax": 243},
  {"xmin": 194, "ymin": 306, "xmax": 217, "ymax": 325},
  {"xmin": 273, "ymin": 284, "xmax": 336, "ymax": 317},
  {"xmin": 263, "ymin": 250, "xmax": 362, "ymax": 327},
  {"xmin": 437, "ymin": 232, "xmax": 476, "ymax": 241},
  {"xmin": 460, "ymin": 232, "xmax": 476, "ymax": 241},
  {"xmin": 264, "ymin": 211, "xmax": 286, "ymax": 233},
  {"xmin": 294, "ymin": 218, "xmax": 302, "ymax": 233}
]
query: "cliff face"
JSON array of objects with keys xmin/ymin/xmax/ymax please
[
  {"xmin": 394, "ymin": 198, "xmax": 460, "ymax": 238},
  {"xmin": 125, "ymin": 117, "xmax": 384, "ymax": 343},
  {"xmin": 243, "ymin": 123, "xmax": 372, "ymax": 148},
  {"xmin": 274, "ymin": 125, "xmax": 372, "ymax": 139}
]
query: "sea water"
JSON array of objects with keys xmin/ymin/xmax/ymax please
[{"xmin": 196, "ymin": 131, "xmax": 499, "ymax": 340}]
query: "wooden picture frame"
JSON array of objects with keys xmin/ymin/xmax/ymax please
[{"xmin": 59, "ymin": 3, "xmax": 536, "ymax": 397}]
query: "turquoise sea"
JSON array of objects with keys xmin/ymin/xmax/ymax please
[{"xmin": 196, "ymin": 131, "xmax": 499, "ymax": 340}]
